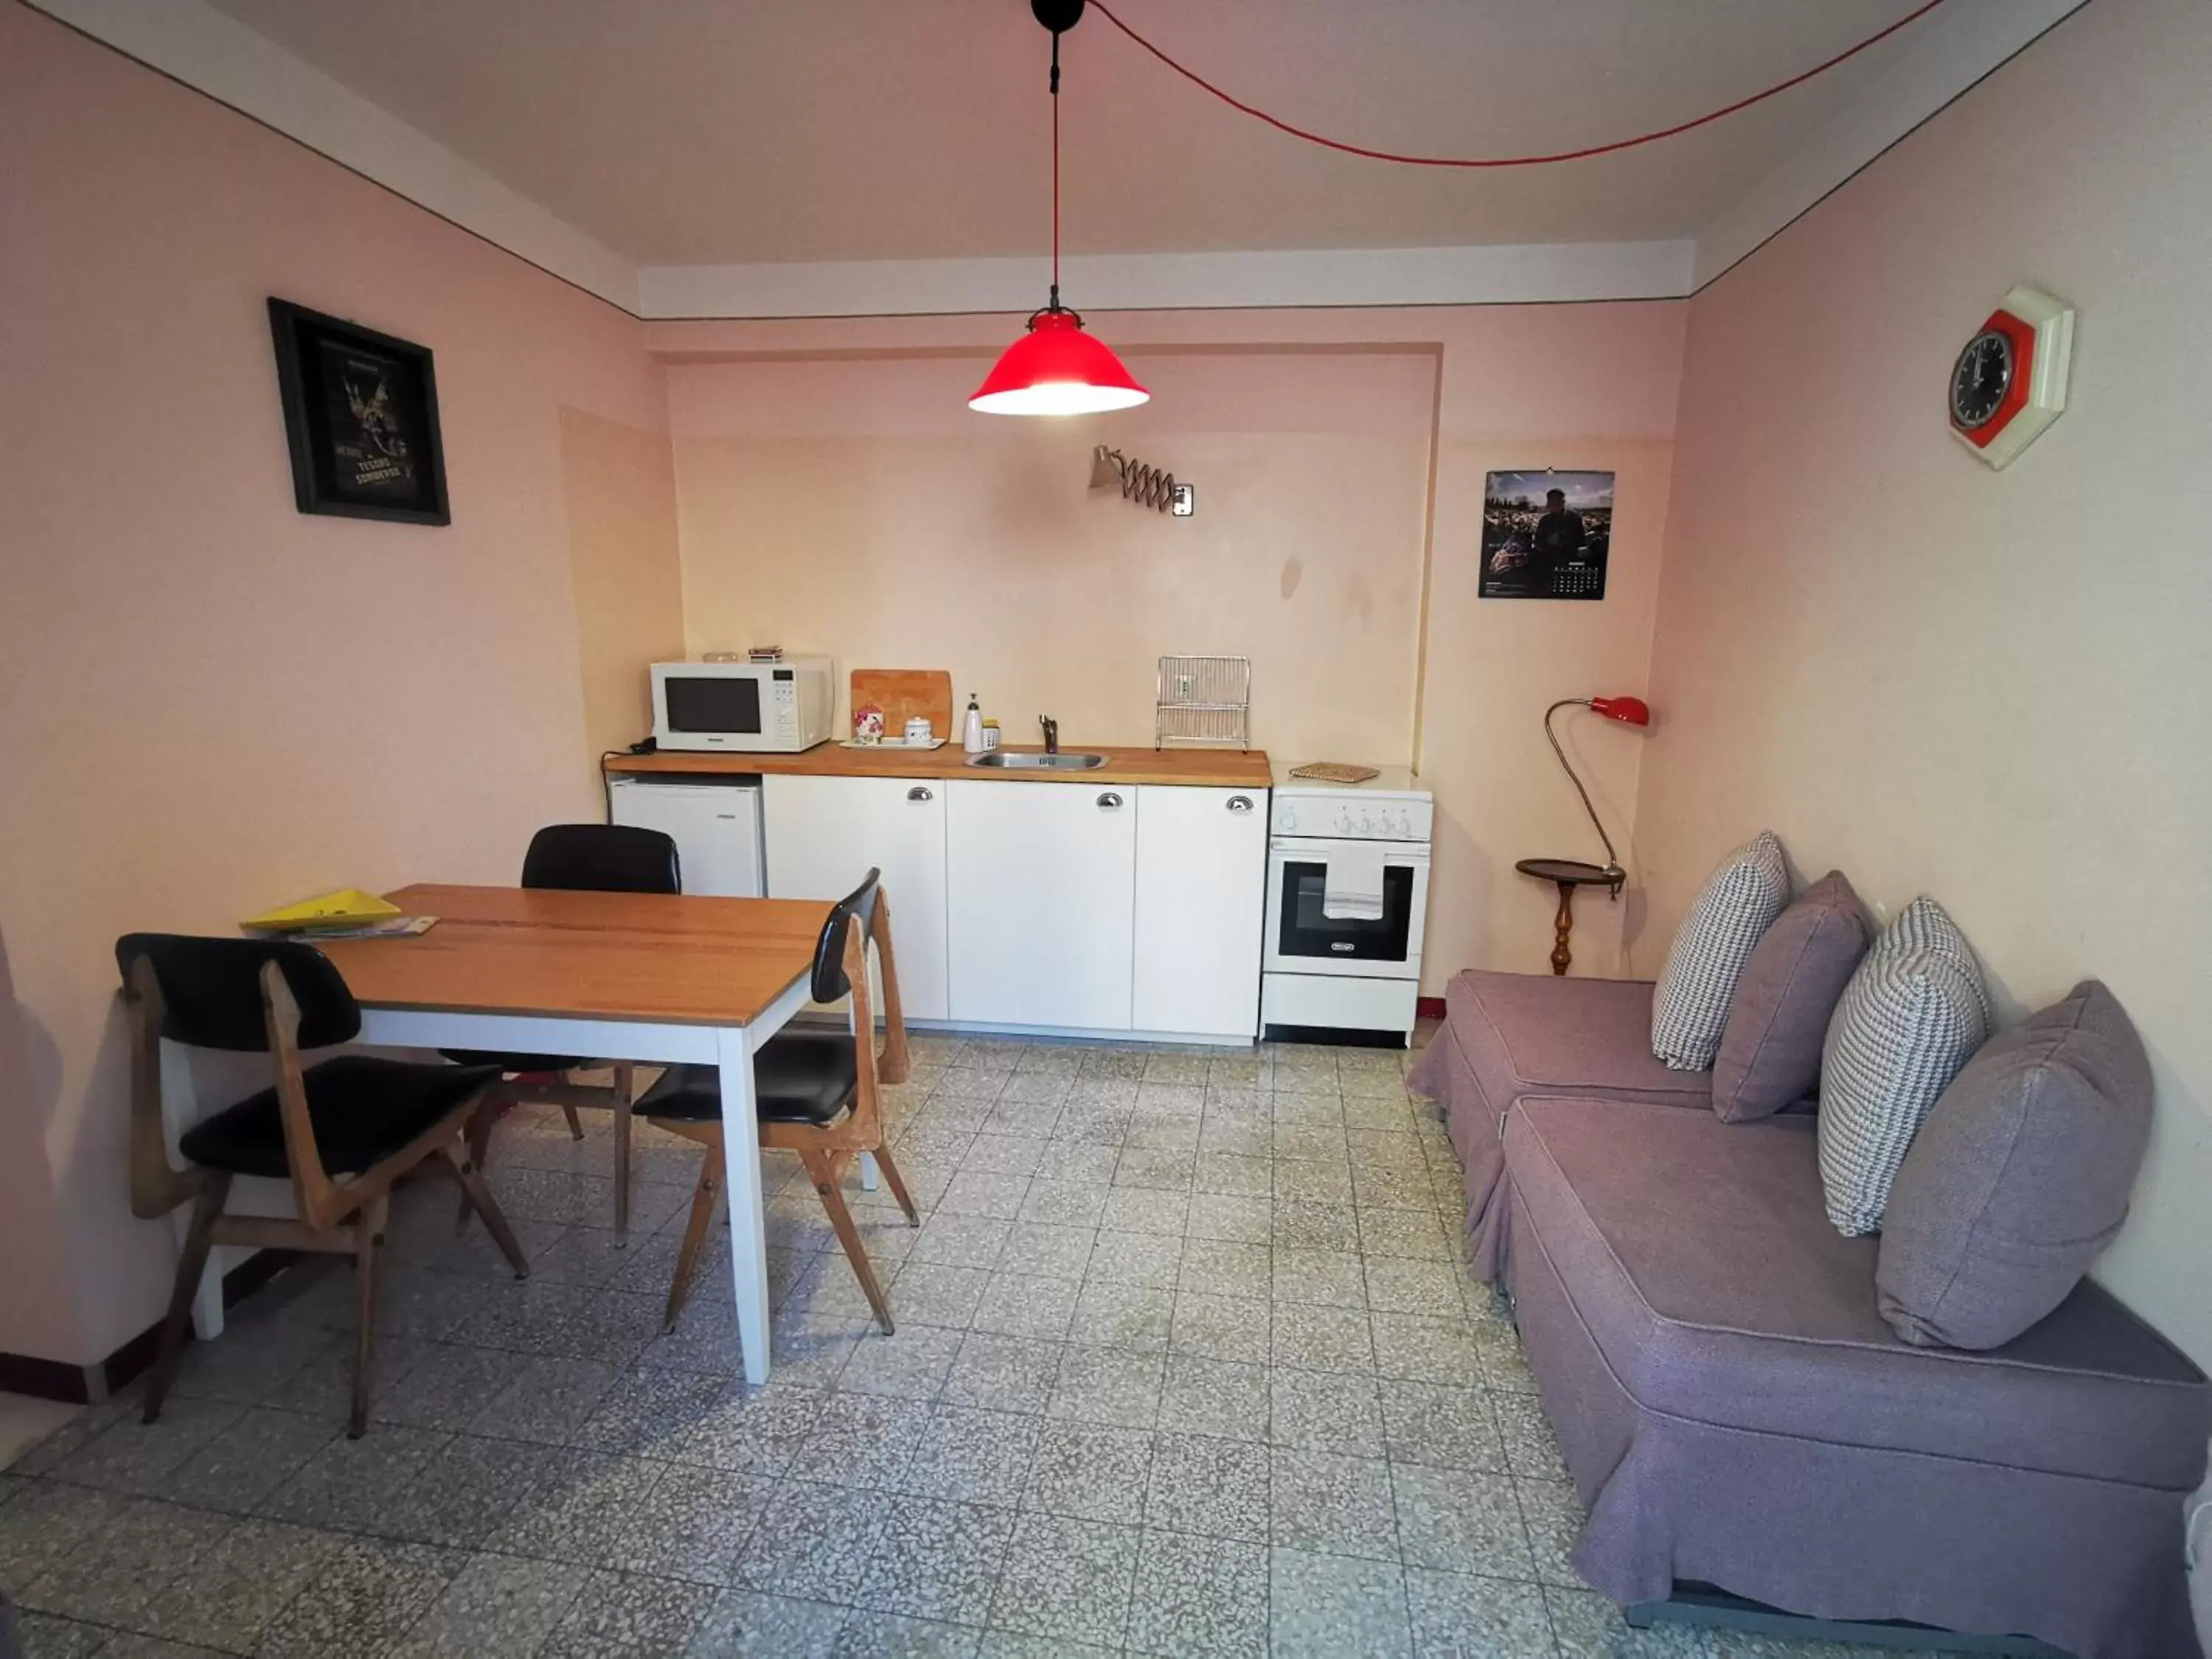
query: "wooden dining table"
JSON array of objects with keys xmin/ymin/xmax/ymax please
[{"xmin": 318, "ymin": 882, "xmax": 834, "ymax": 1385}]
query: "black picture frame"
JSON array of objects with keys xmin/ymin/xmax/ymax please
[
  {"xmin": 1478, "ymin": 469, "xmax": 1613, "ymax": 601},
  {"xmin": 268, "ymin": 298, "xmax": 450, "ymax": 525}
]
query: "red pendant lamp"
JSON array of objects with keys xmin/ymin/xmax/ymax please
[{"xmin": 970, "ymin": 0, "xmax": 1149, "ymax": 417}]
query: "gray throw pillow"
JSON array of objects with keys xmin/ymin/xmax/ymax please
[
  {"xmin": 1711, "ymin": 871, "xmax": 1869, "ymax": 1123},
  {"xmin": 1877, "ymin": 981, "xmax": 2152, "ymax": 1350},
  {"xmin": 1650, "ymin": 831, "xmax": 1790, "ymax": 1071},
  {"xmin": 1816, "ymin": 896, "xmax": 1990, "ymax": 1236}
]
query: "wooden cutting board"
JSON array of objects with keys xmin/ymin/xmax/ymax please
[{"xmin": 849, "ymin": 669, "xmax": 955, "ymax": 741}]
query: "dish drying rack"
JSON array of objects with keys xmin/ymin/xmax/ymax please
[{"xmin": 1155, "ymin": 655, "xmax": 1251, "ymax": 750}]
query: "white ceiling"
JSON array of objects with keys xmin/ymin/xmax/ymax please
[
  {"xmin": 196, "ymin": 0, "xmax": 1935, "ymax": 265},
  {"xmin": 32, "ymin": 0, "xmax": 2088, "ymax": 312}
]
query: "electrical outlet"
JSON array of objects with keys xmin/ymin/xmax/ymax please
[{"xmin": 1171, "ymin": 483, "xmax": 1196, "ymax": 516}]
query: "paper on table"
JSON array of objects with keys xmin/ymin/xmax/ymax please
[{"xmin": 1321, "ymin": 846, "xmax": 1388, "ymax": 922}]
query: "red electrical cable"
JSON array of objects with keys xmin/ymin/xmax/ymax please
[{"xmin": 1085, "ymin": 0, "xmax": 1951, "ymax": 168}]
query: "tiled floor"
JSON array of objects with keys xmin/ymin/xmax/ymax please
[{"xmin": 1, "ymin": 1033, "xmax": 1926, "ymax": 1658}]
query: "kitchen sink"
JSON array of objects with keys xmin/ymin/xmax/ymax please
[{"xmin": 964, "ymin": 751, "xmax": 1110, "ymax": 770}]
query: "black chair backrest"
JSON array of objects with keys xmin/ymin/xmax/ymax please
[
  {"xmin": 522, "ymin": 824, "xmax": 681, "ymax": 894},
  {"xmin": 114, "ymin": 933, "xmax": 361, "ymax": 1051},
  {"xmin": 810, "ymin": 869, "xmax": 883, "ymax": 1005}
]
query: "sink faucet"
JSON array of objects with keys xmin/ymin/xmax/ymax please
[{"xmin": 1040, "ymin": 714, "xmax": 1060, "ymax": 754}]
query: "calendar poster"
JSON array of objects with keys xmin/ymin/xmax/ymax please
[{"xmin": 1478, "ymin": 470, "xmax": 1613, "ymax": 601}]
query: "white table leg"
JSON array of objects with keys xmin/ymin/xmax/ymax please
[
  {"xmin": 717, "ymin": 1023, "xmax": 773, "ymax": 1386},
  {"xmin": 859, "ymin": 1152, "xmax": 880, "ymax": 1192}
]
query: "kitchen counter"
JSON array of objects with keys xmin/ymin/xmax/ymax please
[{"xmin": 606, "ymin": 744, "xmax": 1271, "ymax": 788}]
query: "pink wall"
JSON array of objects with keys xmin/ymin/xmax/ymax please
[
  {"xmin": 0, "ymin": 2, "xmax": 672, "ymax": 1365},
  {"xmin": 648, "ymin": 302, "xmax": 1686, "ymax": 991},
  {"xmin": 1639, "ymin": 0, "xmax": 2212, "ymax": 1365}
]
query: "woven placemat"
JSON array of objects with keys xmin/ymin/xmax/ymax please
[{"xmin": 1288, "ymin": 762, "xmax": 1380, "ymax": 784}]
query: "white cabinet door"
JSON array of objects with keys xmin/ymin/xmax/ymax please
[
  {"xmin": 1133, "ymin": 785, "xmax": 1267, "ymax": 1039},
  {"xmin": 762, "ymin": 773, "xmax": 950, "ymax": 1020},
  {"xmin": 947, "ymin": 780, "xmax": 1136, "ymax": 1031}
]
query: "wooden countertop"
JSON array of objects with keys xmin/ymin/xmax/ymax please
[{"xmin": 605, "ymin": 744, "xmax": 1271, "ymax": 788}]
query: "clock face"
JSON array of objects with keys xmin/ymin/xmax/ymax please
[{"xmin": 1950, "ymin": 327, "xmax": 2014, "ymax": 430}]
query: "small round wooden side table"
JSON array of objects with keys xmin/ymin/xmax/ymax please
[{"xmin": 1514, "ymin": 858, "xmax": 1626, "ymax": 976}]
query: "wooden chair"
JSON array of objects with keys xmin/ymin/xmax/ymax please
[
  {"xmin": 637, "ymin": 867, "xmax": 919, "ymax": 1333},
  {"xmin": 444, "ymin": 822, "xmax": 680, "ymax": 1238},
  {"xmin": 116, "ymin": 933, "xmax": 529, "ymax": 1438}
]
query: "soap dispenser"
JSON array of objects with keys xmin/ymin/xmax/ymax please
[{"xmin": 962, "ymin": 692, "xmax": 987, "ymax": 755}]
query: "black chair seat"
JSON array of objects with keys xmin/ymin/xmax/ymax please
[
  {"xmin": 637, "ymin": 1031, "xmax": 858, "ymax": 1127},
  {"xmin": 439, "ymin": 1048, "xmax": 590, "ymax": 1074},
  {"xmin": 178, "ymin": 1056, "xmax": 500, "ymax": 1180}
]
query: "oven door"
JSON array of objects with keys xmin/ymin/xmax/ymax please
[{"xmin": 1265, "ymin": 837, "xmax": 1430, "ymax": 979}]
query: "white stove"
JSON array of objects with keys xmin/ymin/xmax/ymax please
[{"xmin": 1262, "ymin": 764, "xmax": 1435, "ymax": 1044}]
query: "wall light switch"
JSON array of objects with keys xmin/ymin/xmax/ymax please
[{"xmin": 1171, "ymin": 483, "xmax": 1195, "ymax": 517}]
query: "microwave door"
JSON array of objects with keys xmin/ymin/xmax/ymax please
[{"xmin": 664, "ymin": 674, "xmax": 764, "ymax": 737}]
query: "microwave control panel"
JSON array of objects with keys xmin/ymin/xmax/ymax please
[{"xmin": 767, "ymin": 668, "xmax": 800, "ymax": 742}]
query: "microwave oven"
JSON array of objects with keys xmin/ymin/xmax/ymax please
[{"xmin": 650, "ymin": 656, "xmax": 835, "ymax": 753}]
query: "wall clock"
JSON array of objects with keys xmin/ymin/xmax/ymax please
[{"xmin": 1948, "ymin": 285, "xmax": 2076, "ymax": 470}]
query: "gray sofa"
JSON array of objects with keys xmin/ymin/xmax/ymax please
[{"xmin": 1410, "ymin": 969, "xmax": 2211, "ymax": 1659}]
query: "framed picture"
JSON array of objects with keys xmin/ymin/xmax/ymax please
[
  {"xmin": 1478, "ymin": 470, "xmax": 1613, "ymax": 600},
  {"xmin": 268, "ymin": 299, "xmax": 450, "ymax": 525}
]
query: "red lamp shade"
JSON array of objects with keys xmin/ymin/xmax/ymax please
[
  {"xmin": 970, "ymin": 310, "xmax": 1150, "ymax": 417},
  {"xmin": 1589, "ymin": 695, "xmax": 1651, "ymax": 726}
]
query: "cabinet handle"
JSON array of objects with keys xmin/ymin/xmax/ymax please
[
  {"xmin": 1227, "ymin": 795, "xmax": 1254, "ymax": 813},
  {"xmin": 1096, "ymin": 791, "xmax": 1124, "ymax": 810},
  {"xmin": 907, "ymin": 786, "xmax": 933, "ymax": 802}
]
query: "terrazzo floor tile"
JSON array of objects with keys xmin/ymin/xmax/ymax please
[
  {"xmin": 1155, "ymin": 1354, "xmax": 1269, "ymax": 1443},
  {"xmin": 897, "ymin": 1405, "xmax": 1042, "ymax": 1508},
  {"xmin": 1068, "ymin": 1279, "xmax": 1173, "ymax": 1352},
  {"xmin": 384, "ymin": 1550, "xmax": 589, "ymax": 1658},
  {"xmin": 787, "ymin": 1392, "xmax": 932, "ymax": 1489},
  {"xmin": 1022, "ymin": 1420, "xmax": 1155, "ymax": 1526},
  {"xmin": 838, "ymin": 1324, "xmax": 964, "ymax": 1400},
  {"xmin": 989, "ymin": 1511, "xmax": 1141, "ymax": 1647},
  {"xmin": 731, "ymin": 1481, "xmax": 883, "ymax": 1604},
  {"xmin": 1269, "ymin": 1545, "xmax": 1413, "ymax": 1658},
  {"xmin": 1495, "ymin": 1390, "xmax": 1576, "ymax": 1483},
  {"xmin": 1180, "ymin": 1239, "xmax": 1274, "ymax": 1302},
  {"xmin": 1045, "ymin": 1343, "xmax": 1164, "ymax": 1428},
  {"xmin": 0, "ymin": 1479, "xmax": 125, "ymax": 1587},
  {"xmin": 487, "ymin": 1449, "xmax": 668, "ymax": 1565},
  {"xmin": 44, "ymin": 1397, "xmax": 243, "ymax": 1497},
  {"xmin": 146, "ymin": 1405, "xmax": 338, "ymax": 1514},
  {"xmin": 1273, "ymin": 1247, "xmax": 1368, "ymax": 1308},
  {"xmin": 940, "ymin": 1332, "xmax": 1062, "ymax": 1414},
  {"xmin": 19, "ymin": 1496, "xmax": 230, "ymax": 1627},
  {"xmin": 910, "ymin": 1214, "xmax": 1014, "ymax": 1270},
  {"xmin": 608, "ymin": 1463, "xmax": 774, "ymax": 1582},
  {"xmin": 853, "ymin": 1495, "xmax": 1018, "ymax": 1624},
  {"xmin": 251, "ymin": 1534, "xmax": 464, "ymax": 1659},
  {"xmin": 1544, "ymin": 1585, "xmax": 1719, "ymax": 1658},
  {"xmin": 538, "ymin": 1570, "xmax": 721, "ymax": 1659},
  {"xmin": 10, "ymin": 1614, "xmax": 111, "ymax": 1659},
  {"xmin": 133, "ymin": 1516, "xmax": 338, "ymax": 1651},
  {"xmin": 832, "ymin": 1613, "xmax": 985, "ymax": 1658},
  {"xmin": 1267, "ymin": 1447, "xmax": 1399, "ymax": 1562},
  {"xmin": 1516, "ymin": 1475, "xmax": 1592, "ymax": 1590},
  {"xmin": 572, "ymin": 1361, "xmax": 731, "ymax": 1456},
  {"xmin": 1082, "ymin": 1230, "xmax": 1185, "ymax": 1289},
  {"xmin": 970, "ymin": 1271, "xmax": 1079, "ymax": 1341},
  {"xmin": 371, "ymin": 1340, "xmax": 537, "ymax": 1432},
  {"xmin": 686, "ymin": 1586, "xmax": 852, "ymax": 1658},
  {"xmin": 1125, "ymin": 1527, "xmax": 1270, "ymax": 1658},
  {"xmin": 1000, "ymin": 1221, "xmax": 1093, "ymax": 1280},
  {"xmin": 1269, "ymin": 1366, "xmax": 1387, "ymax": 1458},
  {"xmin": 464, "ymin": 1353, "xmax": 625, "ymax": 1444},
  {"xmin": 1169, "ymin": 1291, "xmax": 1273, "ymax": 1366},
  {"xmin": 1143, "ymin": 1430, "xmax": 1270, "ymax": 1542},
  {"xmin": 373, "ymin": 1433, "xmax": 563, "ymax": 1548},
  {"xmin": 1270, "ymin": 1299, "xmax": 1377, "ymax": 1374},
  {"xmin": 1394, "ymin": 1464, "xmax": 1536, "ymax": 1577},
  {"xmin": 1099, "ymin": 1185, "xmax": 1192, "ymax": 1236},
  {"xmin": 1380, "ymin": 1378, "xmax": 1511, "ymax": 1473},
  {"xmin": 664, "ymin": 1380, "xmax": 827, "ymax": 1475}
]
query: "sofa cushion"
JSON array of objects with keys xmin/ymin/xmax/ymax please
[
  {"xmin": 1650, "ymin": 831, "xmax": 1790, "ymax": 1071},
  {"xmin": 1818, "ymin": 896, "xmax": 1991, "ymax": 1236},
  {"xmin": 1408, "ymin": 970, "xmax": 1711, "ymax": 1281},
  {"xmin": 1878, "ymin": 981, "xmax": 2153, "ymax": 1352},
  {"xmin": 1502, "ymin": 1093, "xmax": 2209, "ymax": 1489},
  {"xmin": 1711, "ymin": 871, "xmax": 1869, "ymax": 1123}
]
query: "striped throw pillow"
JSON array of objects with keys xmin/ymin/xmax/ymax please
[
  {"xmin": 1817, "ymin": 896, "xmax": 1991, "ymax": 1237},
  {"xmin": 1650, "ymin": 831, "xmax": 1790, "ymax": 1071}
]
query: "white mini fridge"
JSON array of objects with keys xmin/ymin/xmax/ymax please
[{"xmin": 607, "ymin": 776, "xmax": 765, "ymax": 897}]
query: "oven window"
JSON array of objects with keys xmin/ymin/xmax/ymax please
[
  {"xmin": 665, "ymin": 675, "xmax": 762, "ymax": 734},
  {"xmin": 1277, "ymin": 862, "xmax": 1415, "ymax": 961}
]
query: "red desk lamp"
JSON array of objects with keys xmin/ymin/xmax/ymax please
[{"xmin": 1517, "ymin": 694, "xmax": 1652, "ymax": 975}]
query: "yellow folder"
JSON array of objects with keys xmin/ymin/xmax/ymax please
[{"xmin": 241, "ymin": 888, "xmax": 402, "ymax": 931}]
